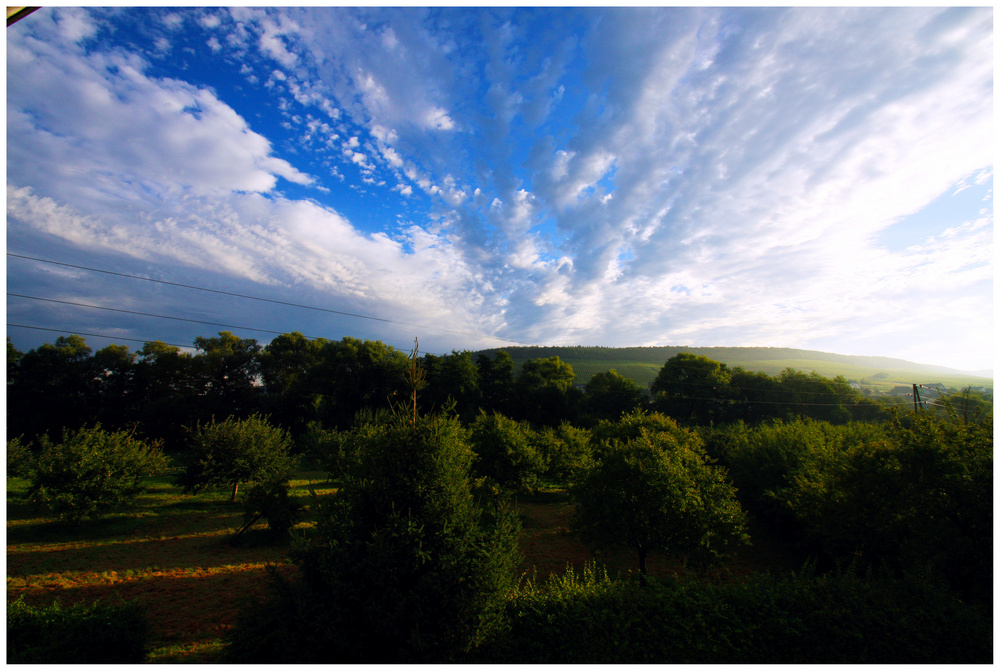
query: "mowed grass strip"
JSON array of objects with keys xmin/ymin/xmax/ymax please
[
  {"xmin": 9, "ymin": 465, "xmax": 785, "ymax": 662},
  {"xmin": 7, "ymin": 467, "xmax": 333, "ymax": 662}
]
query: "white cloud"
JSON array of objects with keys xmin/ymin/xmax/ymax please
[
  {"xmin": 8, "ymin": 14, "xmax": 313, "ymax": 203},
  {"xmin": 6, "ymin": 7, "xmax": 993, "ymax": 368}
]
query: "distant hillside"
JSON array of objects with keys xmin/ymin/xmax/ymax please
[{"xmin": 472, "ymin": 346, "xmax": 993, "ymax": 393}]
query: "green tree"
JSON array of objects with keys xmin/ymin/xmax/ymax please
[
  {"xmin": 468, "ymin": 411, "xmax": 545, "ymax": 493},
  {"xmin": 177, "ymin": 414, "xmax": 295, "ymax": 502},
  {"xmin": 515, "ymin": 355, "xmax": 580, "ymax": 426},
  {"xmin": 133, "ymin": 341, "xmax": 199, "ymax": 449},
  {"xmin": 572, "ymin": 422, "xmax": 748, "ymax": 582},
  {"xmin": 7, "ymin": 336, "xmax": 23, "ymax": 388},
  {"xmin": 90, "ymin": 343, "xmax": 137, "ymax": 428},
  {"xmin": 225, "ymin": 410, "xmax": 521, "ymax": 662},
  {"xmin": 7, "ymin": 435, "xmax": 33, "ymax": 479},
  {"xmin": 650, "ymin": 353, "xmax": 732, "ymax": 425},
  {"xmin": 8, "ymin": 335, "xmax": 96, "ymax": 441},
  {"xmin": 532, "ymin": 422, "xmax": 593, "ymax": 485},
  {"xmin": 477, "ymin": 350, "xmax": 514, "ymax": 415},
  {"xmin": 421, "ymin": 350, "xmax": 481, "ymax": 421},
  {"xmin": 193, "ymin": 331, "xmax": 263, "ymax": 418},
  {"xmin": 583, "ymin": 369, "xmax": 648, "ymax": 423},
  {"xmin": 26, "ymin": 425, "xmax": 167, "ymax": 523},
  {"xmin": 259, "ymin": 332, "xmax": 328, "ymax": 435},
  {"xmin": 772, "ymin": 411, "xmax": 992, "ymax": 603},
  {"xmin": 310, "ymin": 337, "xmax": 411, "ymax": 428}
]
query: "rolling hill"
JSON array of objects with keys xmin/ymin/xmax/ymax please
[{"xmin": 472, "ymin": 346, "xmax": 993, "ymax": 393}]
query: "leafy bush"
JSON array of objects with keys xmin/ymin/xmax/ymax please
[
  {"xmin": 7, "ymin": 596, "xmax": 151, "ymax": 663},
  {"xmin": 710, "ymin": 418, "xmax": 881, "ymax": 526},
  {"xmin": 573, "ymin": 420, "xmax": 749, "ymax": 577},
  {"xmin": 298, "ymin": 420, "xmax": 347, "ymax": 478},
  {"xmin": 234, "ymin": 477, "xmax": 303, "ymax": 540},
  {"xmin": 25, "ymin": 425, "xmax": 167, "ymax": 522},
  {"xmin": 532, "ymin": 422, "xmax": 592, "ymax": 485},
  {"xmin": 475, "ymin": 564, "xmax": 991, "ymax": 663},
  {"xmin": 224, "ymin": 411, "xmax": 522, "ymax": 663},
  {"xmin": 468, "ymin": 411, "xmax": 545, "ymax": 493},
  {"xmin": 771, "ymin": 412, "xmax": 993, "ymax": 601},
  {"xmin": 177, "ymin": 414, "xmax": 296, "ymax": 502},
  {"xmin": 7, "ymin": 435, "xmax": 32, "ymax": 479}
]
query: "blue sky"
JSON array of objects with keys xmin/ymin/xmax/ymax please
[{"xmin": 5, "ymin": 7, "xmax": 993, "ymax": 372}]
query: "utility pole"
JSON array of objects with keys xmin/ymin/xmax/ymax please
[{"xmin": 912, "ymin": 383, "xmax": 921, "ymax": 412}]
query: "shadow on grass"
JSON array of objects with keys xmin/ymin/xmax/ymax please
[
  {"xmin": 8, "ymin": 562, "xmax": 299, "ymax": 663},
  {"xmin": 7, "ymin": 513, "xmax": 155, "ymax": 545},
  {"xmin": 7, "ymin": 524, "xmax": 291, "ymax": 577}
]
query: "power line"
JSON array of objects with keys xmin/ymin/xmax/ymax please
[
  {"xmin": 6, "ymin": 318, "xmax": 451, "ymax": 358},
  {"xmin": 7, "ymin": 252, "xmax": 529, "ymax": 346},
  {"xmin": 7, "ymin": 323, "xmax": 192, "ymax": 350},
  {"xmin": 8, "ymin": 292, "xmax": 326, "ymax": 341}
]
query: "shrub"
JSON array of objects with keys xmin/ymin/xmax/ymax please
[
  {"xmin": 468, "ymin": 411, "xmax": 545, "ymax": 493},
  {"xmin": 771, "ymin": 412, "xmax": 993, "ymax": 601},
  {"xmin": 298, "ymin": 420, "xmax": 346, "ymax": 478},
  {"xmin": 573, "ymin": 416, "xmax": 748, "ymax": 578},
  {"xmin": 476, "ymin": 565, "xmax": 991, "ymax": 663},
  {"xmin": 177, "ymin": 414, "xmax": 296, "ymax": 502},
  {"xmin": 7, "ymin": 435, "xmax": 32, "ymax": 479},
  {"xmin": 26, "ymin": 425, "xmax": 167, "ymax": 522},
  {"xmin": 7, "ymin": 596, "xmax": 151, "ymax": 663},
  {"xmin": 234, "ymin": 477, "xmax": 303, "ymax": 540},
  {"xmin": 224, "ymin": 411, "xmax": 522, "ymax": 663},
  {"xmin": 532, "ymin": 422, "xmax": 593, "ymax": 485}
]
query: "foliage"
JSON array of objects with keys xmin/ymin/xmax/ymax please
[
  {"xmin": 298, "ymin": 420, "xmax": 347, "ymax": 478},
  {"xmin": 7, "ymin": 334, "xmax": 97, "ymax": 441},
  {"xmin": 589, "ymin": 409, "xmax": 691, "ymax": 448},
  {"xmin": 7, "ymin": 435, "xmax": 33, "ymax": 479},
  {"xmin": 651, "ymin": 353, "xmax": 732, "ymax": 425},
  {"xmin": 476, "ymin": 350, "xmax": 515, "ymax": 415},
  {"xmin": 531, "ymin": 421, "xmax": 593, "ymax": 484},
  {"xmin": 259, "ymin": 331, "xmax": 327, "ymax": 435},
  {"xmin": 770, "ymin": 411, "xmax": 993, "ymax": 601},
  {"xmin": 7, "ymin": 596, "xmax": 151, "ymax": 663},
  {"xmin": 421, "ymin": 350, "xmax": 481, "ymax": 421},
  {"xmin": 25, "ymin": 425, "xmax": 168, "ymax": 522},
  {"xmin": 468, "ymin": 411, "xmax": 546, "ymax": 493},
  {"xmin": 177, "ymin": 414, "xmax": 296, "ymax": 502},
  {"xmin": 582, "ymin": 368, "xmax": 648, "ymax": 423},
  {"xmin": 475, "ymin": 564, "xmax": 991, "ymax": 663},
  {"xmin": 193, "ymin": 331, "xmax": 263, "ymax": 418},
  {"xmin": 235, "ymin": 477, "xmax": 303, "ymax": 539},
  {"xmin": 311, "ymin": 336, "xmax": 412, "ymax": 428},
  {"xmin": 225, "ymin": 410, "xmax": 522, "ymax": 663},
  {"xmin": 572, "ymin": 416, "xmax": 748, "ymax": 577},
  {"xmin": 709, "ymin": 418, "xmax": 881, "ymax": 525},
  {"xmin": 514, "ymin": 355, "xmax": 581, "ymax": 426}
]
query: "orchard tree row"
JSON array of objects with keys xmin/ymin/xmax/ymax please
[
  {"xmin": 7, "ymin": 331, "xmax": 902, "ymax": 451},
  {"xmin": 7, "ymin": 332, "xmax": 992, "ymax": 662}
]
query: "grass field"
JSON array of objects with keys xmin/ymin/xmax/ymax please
[
  {"xmin": 482, "ymin": 346, "xmax": 993, "ymax": 393},
  {"xmin": 7, "ymin": 467, "xmax": 795, "ymax": 662}
]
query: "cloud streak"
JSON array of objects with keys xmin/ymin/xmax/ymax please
[{"xmin": 6, "ymin": 7, "xmax": 993, "ymax": 370}]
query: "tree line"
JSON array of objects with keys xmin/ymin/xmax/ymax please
[{"xmin": 7, "ymin": 331, "xmax": 907, "ymax": 451}]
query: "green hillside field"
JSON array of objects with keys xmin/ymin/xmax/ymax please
[{"xmin": 473, "ymin": 346, "xmax": 993, "ymax": 394}]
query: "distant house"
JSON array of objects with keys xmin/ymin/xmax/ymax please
[
  {"xmin": 848, "ymin": 380, "xmax": 861, "ymax": 390},
  {"xmin": 919, "ymin": 383, "xmax": 948, "ymax": 398}
]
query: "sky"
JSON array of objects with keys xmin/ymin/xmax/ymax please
[{"xmin": 5, "ymin": 6, "xmax": 994, "ymax": 373}]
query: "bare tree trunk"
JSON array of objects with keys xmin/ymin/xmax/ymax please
[{"xmin": 231, "ymin": 481, "xmax": 239, "ymax": 502}]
